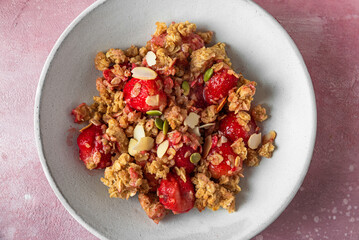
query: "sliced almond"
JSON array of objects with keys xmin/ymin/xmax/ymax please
[
  {"xmin": 133, "ymin": 124, "xmax": 146, "ymax": 141},
  {"xmin": 220, "ymin": 136, "xmax": 228, "ymax": 144},
  {"xmin": 79, "ymin": 122, "xmax": 93, "ymax": 132},
  {"xmin": 145, "ymin": 95, "xmax": 159, "ymax": 106},
  {"xmin": 184, "ymin": 112, "xmax": 200, "ymax": 129},
  {"xmin": 145, "ymin": 51, "xmax": 156, "ymax": 66},
  {"xmin": 248, "ymin": 133, "xmax": 262, "ymax": 149},
  {"xmin": 191, "ymin": 127, "xmax": 201, "ymax": 137},
  {"xmin": 128, "ymin": 138, "xmax": 139, "ymax": 156},
  {"xmin": 133, "ymin": 137, "xmax": 155, "ymax": 151},
  {"xmin": 198, "ymin": 123, "xmax": 215, "ymax": 129},
  {"xmin": 263, "ymin": 130, "xmax": 277, "ymax": 144},
  {"xmin": 131, "ymin": 67, "xmax": 157, "ymax": 80},
  {"xmin": 157, "ymin": 140, "xmax": 169, "ymax": 159},
  {"xmin": 202, "ymin": 135, "xmax": 212, "ymax": 158},
  {"xmin": 216, "ymin": 97, "xmax": 227, "ymax": 112}
]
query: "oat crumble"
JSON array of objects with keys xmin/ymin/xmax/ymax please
[{"xmin": 71, "ymin": 21, "xmax": 277, "ymax": 224}]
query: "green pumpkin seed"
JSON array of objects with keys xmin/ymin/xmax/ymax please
[
  {"xmin": 155, "ymin": 118, "xmax": 164, "ymax": 130},
  {"xmin": 203, "ymin": 68, "xmax": 214, "ymax": 82},
  {"xmin": 182, "ymin": 81, "xmax": 190, "ymax": 96},
  {"xmin": 190, "ymin": 153, "xmax": 201, "ymax": 164},
  {"xmin": 163, "ymin": 119, "xmax": 169, "ymax": 135},
  {"xmin": 146, "ymin": 110, "xmax": 162, "ymax": 116}
]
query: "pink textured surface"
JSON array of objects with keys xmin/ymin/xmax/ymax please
[{"xmin": 0, "ymin": 0, "xmax": 358, "ymax": 239}]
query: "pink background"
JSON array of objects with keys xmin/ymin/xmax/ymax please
[{"xmin": 0, "ymin": 0, "xmax": 358, "ymax": 239}]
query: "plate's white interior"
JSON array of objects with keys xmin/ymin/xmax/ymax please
[{"xmin": 35, "ymin": 0, "xmax": 316, "ymax": 239}]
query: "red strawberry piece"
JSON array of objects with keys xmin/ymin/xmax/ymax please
[
  {"xmin": 71, "ymin": 103, "xmax": 90, "ymax": 123},
  {"xmin": 174, "ymin": 145, "xmax": 196, "ymax": 174},
  {"xmin": 123, "ymin": 77, "xmax": 167, "ymax": 112},
  {"xmin": 103, "ymin": 68, "xmax": 115, "ymax": 82},
  {"xmin": 77, "ymin": 125, "xmax": 111, "ymax": 169},
  {"xmin": 150, "ymin": 33, "xmax": 167, "ymax": 47},
  {"xmin": 157, "ymin": 172, "xmax": 195, "ymax": 214},
  {"xmin": 219, "ymin": 112, "xmax": 258, "ymax": 143},
  {"xmin": 207, "ymin": 136, "xmax": 241, "ymax": 179},
  {"xmin": 192, "ymin": 83, "xmax": 207, "ymax": 109},
  {"xmin": 182, "ymin": 33, "xmax": 205, "ymax": 51},
  {"xmin": 204, "ymin": 69, "xmax": 239, "ymax": 104},
  {"xmin": 145, "ymin": 172, "xmax": 160, "ymax": 192}
]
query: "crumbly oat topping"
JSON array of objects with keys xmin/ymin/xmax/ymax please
[
  {"xmin": 201, "ymin": 105, "xmax": 217, "ymax": 123},
  {"xmin": 228, "ymin": 81, "xmax": 256, "ymax": 113},
  {"xmin": 192, "ymin": 173, "xmax": 236, "ymax": 213},
  {"xmin": 244, "ymin": 148, "xmax": 260, "ymax": 167},
  {"xmin": 72, "ymin": 21, "xmax": 277, "ymax": 223},
  {"xmin": 251, "ymin": 104, "xmax": 268, "ymax": 122},
  {"xmin": 258, "ymin": 142, "xmax": 275, "ymax": 158},
  {"xmin": 101, "ymin": 153, "xmax": 149, "ymax": 199}
]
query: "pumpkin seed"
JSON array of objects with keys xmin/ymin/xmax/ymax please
[
  {"xmin": 203, "ymin": 68, "xmax": 214, "ymax": 82},
  {"xmin": 146, "ymin": 110, "xmax": 162, "ymax": 116},
  {"xmin": 155, "ymin": 118, "xmax": 164, "ymax": 130},
  {"xmin": 182, "ymin": 81, "xmax": 190, "ymax": 95},
  {"xmin": 190, "ymin": 153, "xmax": 201, "ymax": 164}
]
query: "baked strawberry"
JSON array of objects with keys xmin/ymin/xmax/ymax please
[
  {"xmin": 77, "ymin": 124, "xmax": 111, "ymax": 170},
  {"xmin": 219, "ymin": 112, "xmax": 258, "ymax": 143},
  {"xmin": 207, "ymin": 136, "xmax": 241, "ymax": 179},
  {"xmin": 157, "ymin": 172, "xmax": 195, "ymax": 214},
  {"xmin": 182, "ymin": 33, "xmax": 205, "ymax": 52},
  {"xmin": 123, "ymin": 77, "xmax": 167, "ymax": 112},
  {"xmin": 204, "ymin": 69, "xmax": 239, "ymax": 104},
  {"xmin": 71, "ymin": 103, "xmax": 91, "ymax": 123},
  {"xmin": 174, "ymin": 145, "xmax": 196, "ymax": 174},
  {"xmin": 192, "ymin": 83, "xmax": 207, "ymax": 109},
  {"xmin": 145, "ymin": 172, "xmax": 160, "ymax": 192},
  {"xmin": 150, "ymin": 33, "xmax": 167, "ymax": 48},
  {"xmin": 103, "ymin": 68, "xmax": 115, "ymax": 82}
]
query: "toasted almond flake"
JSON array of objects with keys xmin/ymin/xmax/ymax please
[
  {"xmin": 157, "ymin": 140, "xmax": 169, "ymax": 159},
  {"xmin": 263, "ymin": 130, "xmax": 277, "ymax": 144},
  {"xmin": 133, "ymin": 137, "xmax": 154, "ymax": 151},
  {"xmin": 133, "ymin": 124, "xmax": 146, "ymax": 141},
  {"xmin": 217, "ymin": 97, "xmax": 227, "ymax": 112},
  {"xmin": 79, "ymin": 122, "xmax": 93, "ymax": 132},
  {"xmin": 203, "ymin": 135, "xmax": 212, "ymax": 158},
  {"xmin": 191, "ymin": 127, "xmax": 201, "ymax": 137},
  {"xmin": 131, "ymin": 67, "xmax": 157, "ymax": 80},
  {"xmin": 220, "ymin": 136, "xmax": 228, "ymax": 144},
  {"xmin": 248, "ymin": 133, "xmax": 262, "ymax": 149},
  {"xmin": 145, "ymin": 51, "xmax": 156, "ymax": 66},
  {"xmin": 184, "ymin": 112, "xmax": 200, "ymax": 129},
  {"xmin": 128, "ymin": 138, "xmax": 139, "ymax": 156},
  {"xmin": 198, "ymin": 123, "xmax": 215, "ymax": 129},
  {"xmin": 145, "ymin": 95, "xmax": 159, "ymax": 106},
  {"xmin": 234, "ymin": 156, "xmax": 241, "ymax": 167}
]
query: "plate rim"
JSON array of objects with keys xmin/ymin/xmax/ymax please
[{"xmin": 34, "ymin": 0, "xmax": 317, "ymax": 239}]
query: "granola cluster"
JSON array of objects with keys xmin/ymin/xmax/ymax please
[{"xmin": 71, "ymin": 21, "xmax": 277, "ymax": 224}]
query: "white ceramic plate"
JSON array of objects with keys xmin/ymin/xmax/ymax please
[{"xmin": 34, "ymin": 0, "xmax": 316, "ymax": 239}]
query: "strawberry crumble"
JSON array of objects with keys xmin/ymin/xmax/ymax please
[{"xmin": 71, "ymin": 21, "xmax": 276, "ymax": 223}]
